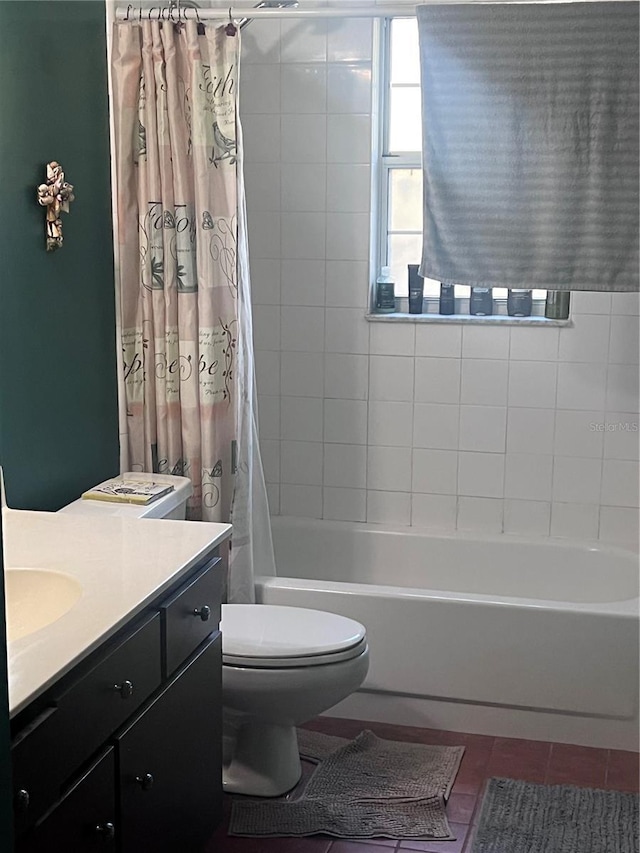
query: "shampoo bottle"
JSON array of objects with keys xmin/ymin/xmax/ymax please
[
  {"xmin": 408, "ymin": 265, "xmax": 424, "ymax": 314},
  {"xmin": 439, "ymin": 283, "xmax": 455, "ymax": 315},
  {"xmin": 545, "ymin": 291, "xmax": 570, "ymax": 320},
  {"xmin": 470, "ymin": 287, "xmax": 493, "ymax": 316},
  {"xmin": 375, "ymin": 266, "xmax": 396, "ymax": 314},
  {"xmin": 507, "ymin": 289, "xmax": 533, "ymax": 317}
]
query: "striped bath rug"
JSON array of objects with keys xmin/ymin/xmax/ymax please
[
  {"xmin": 472, "ymin": 777, "xmax": 640, "ymax": 852},
  {"xmin": 229, "ymin": 728, "xmax": 465, "ymax": 840}
]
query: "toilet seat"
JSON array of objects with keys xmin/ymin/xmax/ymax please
[{"xmin": 221, "ymin": 604, "xmax": 367, "ymax": 669}]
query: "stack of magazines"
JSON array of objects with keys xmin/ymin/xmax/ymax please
[{"xmin": 81, "ymin": 477, "xmax": 175, "ymax": 506}]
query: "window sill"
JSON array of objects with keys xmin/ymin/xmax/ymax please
[{"xmin": 365, "ymin": 312, "xmax": 572, "ymax": 327}]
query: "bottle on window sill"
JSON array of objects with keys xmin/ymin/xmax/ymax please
[
  {"xmin": 375, "ymin": 266, "xmax": 396, "ymax": 314},
  {"xmin": 439, "ymin": 283, "xmax": 455, "ymax": 315},
  {"xmin": 507, "ymin": 289, "xmax": 533, "ymax": 317},
  {"xmin": 545, "ymin": 291, "xmax": 570, "ymax": 320},
  {"xmin": 470, "ymin": 287, "xmax": 493, "ymax": 316},
  {"xmin": 408, "ymin": 265, "xmax": 424, "ymax": 314}
]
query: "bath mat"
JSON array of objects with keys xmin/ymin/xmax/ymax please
[
  {"xmin": 472, "ymin": 777, "xmax": 640, "ymax": 853},
  {"xmin": 229, "ymin": 728, "xmax": 465, "ymax": 840}
]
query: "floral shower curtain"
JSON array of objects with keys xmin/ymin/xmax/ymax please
[{"xmin": 111, "ymin": 18, "xmax": 275, "ymax": 601}]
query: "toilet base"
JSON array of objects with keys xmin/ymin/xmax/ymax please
[{"xmin": 223, "ymin": 721, "xmax": 302, "ymax": 797}]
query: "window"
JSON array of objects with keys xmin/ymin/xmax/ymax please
[{"xmin": 376, "ymin": 18, "xmax": 559, "ymax": 319}]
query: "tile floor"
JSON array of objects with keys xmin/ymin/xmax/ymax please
[{"xmin": 206, "ymin": 716, "xmax": 640, "ymax": 853}]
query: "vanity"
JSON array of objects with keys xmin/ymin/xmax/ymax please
[{"xmin": 4, "ymin": 508, "xmax": 231, "ymax": 852}]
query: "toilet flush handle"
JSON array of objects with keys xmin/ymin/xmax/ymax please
[{"xmin": 193, "ymin": 605, "xmax": 211, "ymax": 622}]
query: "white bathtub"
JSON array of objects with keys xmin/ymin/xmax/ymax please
[{"xmin": 256, "ymin": 517, "xmax": 640, "ymax": 750}]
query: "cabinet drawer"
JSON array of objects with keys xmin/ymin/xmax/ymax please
[
  {"xmin": 161, "ymin": 556, "xmax": 223, "ymax": 677},
  {"xmin": 12, "ymin": 612, "xmax": 161, "ymax": 828},
  {"xmin": 18, "ymin": 747, "xmax": 116, "ymax": 853}
]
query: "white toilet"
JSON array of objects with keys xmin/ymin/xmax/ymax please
[
  {"xmin": 61, "ymin": 473, "xmax": 370, "ymax": 798},
  {"xmin": 221, "ymin": 603, "xmax": 369, "ymax": 796}
]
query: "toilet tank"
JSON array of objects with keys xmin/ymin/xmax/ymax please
[{"xmin": 58, "ymin": 473, "xmax": 193, "ymax": 520}]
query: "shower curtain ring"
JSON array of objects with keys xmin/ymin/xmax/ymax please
[{"xmin": 226, "ymin": 6, "xmax": 237, "ymax": 36}]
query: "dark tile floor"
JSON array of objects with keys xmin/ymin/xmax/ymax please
[{"xmin": 206, "ymin": 716, "xmax": 640, "ymax": 853}]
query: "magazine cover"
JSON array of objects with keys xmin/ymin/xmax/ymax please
[{"xmin": 81, "ymin": 477, "xmax": 175, "ymax": 505}]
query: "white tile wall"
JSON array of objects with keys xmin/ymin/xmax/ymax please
[
  {"xmin": 413, "ymin": 404, "xmax": 459, "ymax": 450},
  {"xmin": 411, "ymin": 493, "xmax": 457, "ymax": 530},
  {"xmin": 281, "ymin": 396, "xmax": 323, "ymax": 441},
  {"xmin": 368, "ymin": 401, "xmax": 413, "ymax": 447},
  {"xmin": 243, "ymin": 12, "xmax": 640, "ymax": 549},
  {"xmin": 324, "ymin": 442, "xmax": 367, "ymax": 489},
  {"xmin": 323, "ymin": 486, "xmax": 366, "ymax": 522},
  {"xmin": 367, "ymin": 446, "xmax": 412, "ymax": 492},
  {"xmin": 324, "ymin": 398, "xmax": 368, "ymax": 444},
  {"xmin": 367, "ymin": 490, "xmax": 411, "ymax": 525},
  {"xmin": 457, "ymin": 497, "xmax": 504, "ymax": 533},
  {"xmin": 281, "ymin": 351, "xmax": 324, "ymax": 396},
  {"xmin": 458, "ymin": 452, "xmax": 505, "ymax": 499},
  {"xmin": 414, "ymin": 358, "xmax": 461, "ymax": 404},
  {"xmin": 503, "ymin": 499, "xmax": 551, "ymax": 537},
  {"xmin": 412, "ymin": 449, "xmax": 458, "ymax": 495},
  {"xmin": 550, "ymin": 502, "xmax": 600, "ymax": 540}
]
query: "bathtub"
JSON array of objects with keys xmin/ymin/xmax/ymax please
[{"xmin": 256, "ymin": 517, "xmax": 640, "ymax": 750}]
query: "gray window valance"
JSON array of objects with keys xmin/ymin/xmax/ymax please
[{"xmin": 417, "ymin": 2, "xmax": 639, "ymax": 292}]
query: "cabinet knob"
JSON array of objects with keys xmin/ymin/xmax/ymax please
[
  {"xmin": 114, "ymin": 680, "xmax": 134, "ymax": 699},
  {"xmin": 14, "ymin": 789, "xmax": 30, "ymax": 813},
  {"xmin": 193, "ymin": 605, "xmax": 211, "ymax": 622},
  {"xmin": 135, "ymin": 772, "xmax": 155, "ymax": 791},
  {"xmin": 95, "ymin": 822, "xmax": 115, "ymax": 840}
]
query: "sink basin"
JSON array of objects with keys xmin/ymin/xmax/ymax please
[{"xmin": 5, "ymin": 568, "xmax": 83, "ymax": 642}]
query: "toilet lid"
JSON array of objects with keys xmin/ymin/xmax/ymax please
[{"xmin": 221, "ymin": 604, "xmax": 366, "ymax": 666}]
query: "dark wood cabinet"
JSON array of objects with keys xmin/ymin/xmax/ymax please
[
  {"xmin": 20, "ymin": 748, "xmax": 116, "ymax": 853},
  {"xmin": 117, "ymin": 635, "xmax": 222, "ymax": 853},
  {"xmin": 12, "ymin": 612, "xmax": 162, "ymax": 832},
  {"xmin": 11, "ymin": 550, "xmax": 225, "ymax": 852}
]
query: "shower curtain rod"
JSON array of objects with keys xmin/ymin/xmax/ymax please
[
  {"xmin": 115, "ymin": 5, "xmax": 418, "ymax": 21},
  {"xmin": 115, "ymin": 1, "xmax": 634, "ymax": 21}
]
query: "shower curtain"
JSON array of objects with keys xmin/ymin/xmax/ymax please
[{"xmin": 111, "ymin": 18, "xmax": 275, "ymax": 601}]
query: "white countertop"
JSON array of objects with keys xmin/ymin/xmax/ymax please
[{"xmin": 3, "ymin": 508, "xmax": 231, "ymax": 717}]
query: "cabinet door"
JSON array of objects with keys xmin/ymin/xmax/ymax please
[
  {"xmin": 117, "ymin": 634, "xmax": 222, "ymax": 853},
  {"xmin": 18, "ymin": 747, "xmax": 116, "ymax": 853}
]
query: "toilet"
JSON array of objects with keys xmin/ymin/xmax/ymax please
[
  {"xmin": 221, "ymin": 603, "xmax": 369, "ymax": 796},
  {"xmin": 61, "ymin": 473, "xmax": 370, "ymax": 798}
]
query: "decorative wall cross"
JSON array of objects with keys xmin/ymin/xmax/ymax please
[{"xmin": 37, "ymin": 161, "xmax": 75, "ymax": 252}]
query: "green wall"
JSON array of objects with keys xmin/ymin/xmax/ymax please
[{"xmin": 0, "ymin": 0, "xmax": 119, "ymax": 511}]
